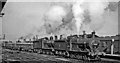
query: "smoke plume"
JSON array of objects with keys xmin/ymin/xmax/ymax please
[
  {"xmin": 88, "ymin": 0, "xmax": 109, "ymax": 31},
  {"xmin": 21, "ymin": 0, "xmax": 118, "ymax": 39},
  {"xmin": 72, "ymin": 0, "xmax": 85, "ymax": 34},
  {"xmin": 44, "ymin": 3, "xmax": 75, "ymax": 35},
  {"xmin": 42, "ymin": 0, "xmax": 117, "ymax": 36}
]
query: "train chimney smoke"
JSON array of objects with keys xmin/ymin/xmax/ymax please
[{"xmin": 72, "ymin": 0, "xmax": 85, "ymax": 34}]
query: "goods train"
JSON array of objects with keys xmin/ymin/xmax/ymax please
[{"xmin": 2, "ymin": 31, "xmax": 120, "ymax": 61}]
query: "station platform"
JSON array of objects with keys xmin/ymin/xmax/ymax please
[
  {"xmin": 101, "ymin": 54, "xmax": 120, "ymax": 60},
  {"xmin": 105, "ymin": 54, "xmax": 120, "ymax": 57}
]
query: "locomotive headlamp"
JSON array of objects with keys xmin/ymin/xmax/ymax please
[{"xmin": 84, "ymin": 42, "xmax": 86, "ymax": 44}]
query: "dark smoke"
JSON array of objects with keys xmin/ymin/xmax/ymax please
[
  {"xmin": 44, "ymin": 3, "xmax": 75, "ymax": 35},
  {"xmin": 56, "ymin": 7, "xmax": 74, "ymax": 32},
  {"xmin": 105, "ymin": 2, "xmax": 118, "ymax": 12},
  {"xmin": 83, "ymin": 9, "xmax": 91, "ymax": 24}
]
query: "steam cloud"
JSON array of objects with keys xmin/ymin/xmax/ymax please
[
  {"xmin": 72, "ymin": 0, "xmax": 85, "ymax": 34},
  {"xmin": 21, "ymin": 0, "xmax": 118, "ymax": 39},
  {"xmin": 88, "ymin": 0, "xmax": 109, "ymax": 31}
]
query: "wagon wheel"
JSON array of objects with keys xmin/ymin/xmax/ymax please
[
  {"xmin": 42, "ymin": 50, "xmax": 45, "ymax": 54},
  {"xmin": 63, "ymin": 52, "xmax": 66, "ymax": 56},
  {"xmin": 76, "ymin": 54, "xmax": 79, "ymax": 59},
  {"xmin": 70, "ymin": 54, "xmax": 75, "ymax": 58},
  {"xmin": 55, "ymin": 51, "xmax": 58, "ymax": 55},
  {"xmin": 49, "ymin": 51, "xmax": 53, "ymax": 55},
  {"xmin": 65, "ymin": 51, "xmax": 69, "ymax": 57},
  {"xmin": 58, "ymin": 51, "xmax": 60, "ymax": 56},
  {"xmin": 46, "ymin": 51, "xmax": 49, "ymax": 55},
  {"xmin": 38, "ymin": 49, "xmax": 42, "ymax": 54},
  {"xmin": 76, "ymin": 54, "xmax": 82, "ymax": 60}
]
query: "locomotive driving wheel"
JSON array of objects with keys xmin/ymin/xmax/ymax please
[
  {"xmin": 76, "ymin": 54, "xmax": 82, "ymax": 59},
  {"xmin": 38, "ymin": 49, "xmax": 42, "ymax": 54},
  {"xmin": 70, "ymin": 54, "xmax": 75, "ymax": 58},
  {"xmin": 82, "ymin": 55, "xmax": 89, "ymax": 61},
  {"xmin": 96, "ymin": 55, "xmax": 101, "ymax": 61}
]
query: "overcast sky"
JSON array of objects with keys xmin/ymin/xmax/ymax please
[{"xmin": 1, "ymin": 1, "xmax": 119, "ymax": 41}]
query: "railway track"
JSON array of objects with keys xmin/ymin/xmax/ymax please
[{"xmin": 2, "ymin": 49, "xmax": 120, "ymax": 63}]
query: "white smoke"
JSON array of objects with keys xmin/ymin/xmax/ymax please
[
  {"xmin": 46, "ymin": 5, "xmax": 66, "ymax": 22},
  {"xmin": 88, "ymin": 0, "xmax": 109, "ymax": 31},
  {"xmin": 44, "ymin": 0, "xmax": 111, "ymax": 35},
  {"xmin": 72, "ymin": 0, "xmax": 85, "ymax": 34},
  {"xmin": 44, "ymin": 5, "xmax": 67, "ymax": 34},
  {"xmin": 28, "ymin": 0, "xmax": 115, "ymax": 37}
]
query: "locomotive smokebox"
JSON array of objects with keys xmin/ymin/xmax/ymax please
[
  {"xmin": 60, "ymin": 35, "xmax": 63, "ymax": 40},
  {"xmin": 92, "ymin": 31, "xmax": 96, "ymax": 38}
]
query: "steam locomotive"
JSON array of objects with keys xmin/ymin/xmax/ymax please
[
  {"xmin": 3, "ymin": 31, "xmax": 113, "ymax": 61},
  {"xmin": 32, "ymin": 31, "xmax": 106, "ymax": 61}
]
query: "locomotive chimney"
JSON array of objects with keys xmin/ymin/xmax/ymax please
[
  {"xmin": 54, "ymin": 35, "xmax": 58, "ymax": 40},
  {"xmin": 92, "ymin": 31, "xmax": 96, "ymax": 38},
  {"xmin": 36, "ymin": 35, "xmax": 38, "ymax": 40},
  {"xmin": 60, "ymin": 35, "xmax": 63, "ymax": 40},
  {"xmin": 3, "ymin": 34, "xmax": 5, "ymax": 39},
  {"xmin": 83, "ymin": 31, "xmax": 87, "ymax": 38},
  {"xmin": 24, "ymin": 38, "xmax": 26, "ymax": 42},
  {"xmin": 50, "ymin": 36, "xmax": 53, "ymax": 40},
  {"xmin": 29, "ymin": 39, "xmax": 31, "ymax": 41},
  {"xmin": 33, "ymin": 36, "xmax": 36, "ymax": 41}
]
